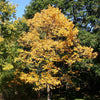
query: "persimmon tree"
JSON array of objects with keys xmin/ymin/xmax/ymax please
[{"xmin": 18, "ymin": 5, "xmax": 97, "ymax": 100}]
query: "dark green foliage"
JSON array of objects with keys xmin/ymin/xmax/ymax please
[{"xmin": 0, "ymin": 71, "xmax": 38, "ymax": 100}]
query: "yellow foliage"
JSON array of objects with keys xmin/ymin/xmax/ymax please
[
  {"xmin": 0, "ymin": 37, "xmax": 4, "ymax": 42},
  {"xmin": 18, "ymin": 5, "xmax": 97, "ymax": 91},
  {"xmin": 3, "ymin": 63, "xmax": 13, "ymax": 71}
]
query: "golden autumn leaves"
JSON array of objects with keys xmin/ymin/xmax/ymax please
[{"xmin": 17, "ymin": 5, "xmax": 97, "ymax": 91}]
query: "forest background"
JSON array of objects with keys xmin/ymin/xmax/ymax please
[{"xmin": 0, "ymin": 0, "xmax": 100, "ymax": 100}]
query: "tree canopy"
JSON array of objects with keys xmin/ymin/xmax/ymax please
[
  {"xmin": 18, "ymin": 5, "xmax": 97, "ymax": 94},
  {"xmin": 24, "ymin": 0, "xmax": 100, "ymax": 77}
]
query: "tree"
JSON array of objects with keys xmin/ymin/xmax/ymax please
[
  {"xmin": 0, "ymin": 0, "xmax": 28, "ymax": 72},
  {"xmin": 0, "ymin": 0, "xmax": 17, "ymax": 73},
  {"xmin": 18, "ymin": 5, "xmax": 97, "ymax": 100},
  {"xmin": 0, "ymin": 0, "xmax": 29, "ymax": 99},
  {"xmin": 24, "ymin": 0, "xmax": 100, "ymax": 98}
]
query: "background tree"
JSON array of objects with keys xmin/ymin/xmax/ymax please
[
  {"xmin": 0, "ymin": 0, "xmax": 17, "ymax": 71},
  {"xmin": 0, "ymin": 0, "xmax": 29, "ymax": 72},
  {"xmin": 0, "ymin": 0, "xmax": 29, "ymax": 99}
]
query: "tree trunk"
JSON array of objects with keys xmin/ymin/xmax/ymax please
[
  {"xmin": 66, "ymin": 82, "xmax": 70, "ymax": 100},
  {"xmin": 47, "ymin": 84, "xmax": 51, "ymax": 100},
  {"xmin": 37, "ymin": 91, "xmax": 40, "ymax": 100}
]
